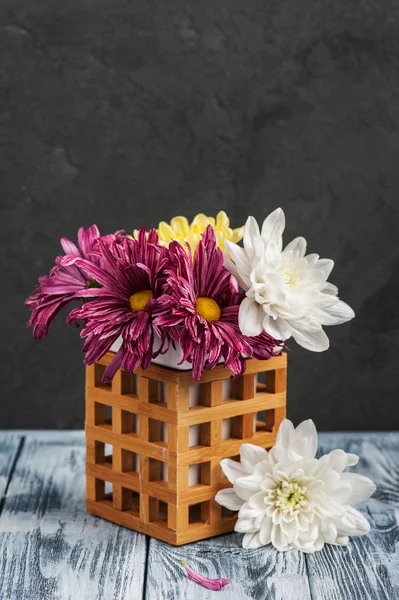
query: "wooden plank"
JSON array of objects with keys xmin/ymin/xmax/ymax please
[
  {"xmin": 144, "ymin": 531, "xmax": 311, "ymax": 599},
  {"xmin": 306, "ymin": 432, "xmax": 399, "ymax": 600},
  {"xmin": 0, "ymin": 432, "xmax": 22, "ymax": 503},
  {"xmin": 0, "ymin": 431, "xmax": 147, "ymax": 600}
]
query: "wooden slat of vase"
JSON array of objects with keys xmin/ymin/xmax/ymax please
[
  {"xmin": 177, "ymin": 431, "xmax": 278, "ymax": 465},
  {"xmin": 85, "ymin": 388, "xmax": 178, "ymax": 425},
  {"xmin": 179, "ymin": 392, "xmax": 285, "ymax": 424},
  {"xmin": 86, "ymin": 462, "xmax": 232, "ymax": 504},
  {"xmin": 95, "ymin": 352, "xmax": 287, "ymax": 384},
  {"xmin": 86, "ymin": 425, "xmax": 171, "ymax": 461},
  {"xmin": 86, "ymin": 501, "xmax": 238, "ymax": 546},
  {"xmin": 86, "ymin": 499, "xmax": 177, "ymax": 545}
]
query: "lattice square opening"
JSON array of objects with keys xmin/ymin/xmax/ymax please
[
  {"xmin": 189, "ymin": 423, "xmax": 213, "ymax": 447},
  {"xmin": 120, "ymin": 370, "xmax": 140, "ymax": 396},
  {"xmin": 188, "ymin": 462, "xmax": 211, "ymax": 486},
  {"xmin": 104, "ymin": 481, "xmax": 113, "ymax": 501},
  {"xmin": 148, "ymin": 380, "xmax": 168, "ymax": 406},
  {"xmin": 189, "ymin": 424, "xmax": 200, "ymax": 447},
  {"xmin": 255, "ymin": 410, "xmax": 274, "ymax": 433},
  {"xmin": 148, "ymin": 419, "xmax": 168, "ymax": 443},
  {"xmin": 149, "ymin": 458, "xmax": 168, "ymax": 482},
  {"xmin": 222, "ymin": 379, "xmax": 234, "ymax": 401},
  {"xmin": 222, "ymin": 377, "xmax": 256, "ymax": 401},
  {"xmin": 149, "ymin": 498, "xmax": 168, "ymax": 523},
  {"xmin": 92, "ymin": 440, "xmax": 106, "ymax": 465},
  {"xmin": 94, "ymin": 402, "xmax": 112, "ymax": 428},
  {"xmin": 222, "ymin": 418, "xmax": 232, "ymax": 440},
  {"xmin": 123, "ymin": 489, "xmax": 140, "ymax": 515},
  {"xmin": 189, "ymin": 501, "xmax": 210, "ymax": 524},
  {"xmin": 189, "ymin": 382, "xmax": 219, "ymax": 407},
  {"xmin": 121, "ymin": 449, "xmax": 140, "ymax": 473},
  {"xmin": 120, "ymin": 410, "xmax": 139, "ymax": 434},
  {"xmin": 223, "ymin": 416, "xmax": 254, "ymax": 440},
  {"xmin": 94, "ymin": 363, "xmax": 112, "ymax": 391},
  {"xmin": 256, "ymin": 372, "xmax": 267, "ymax": 394},
  {"xmin": 104, "ymin": 443, "xmax": 113, "ymax": 465}
]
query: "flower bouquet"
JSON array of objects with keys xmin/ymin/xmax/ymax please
[
  {"xmin": 26, "ymin": 208, "xmax": 354, "ymax": 381},
  {"xmin": 26, "ymin": 209, "xmax": 367, "ymax": 549}
]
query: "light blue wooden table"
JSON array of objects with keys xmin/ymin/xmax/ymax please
[{"xmin": 0, "ymin": 431, "xmax": 398, "ymax": 599}]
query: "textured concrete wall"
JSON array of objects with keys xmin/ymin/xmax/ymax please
[{"xmin": 1, "ymin": 0, "xmax": 398, "ymax": 429}]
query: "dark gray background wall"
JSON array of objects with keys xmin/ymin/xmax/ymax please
[{"xmin": 1, "ymin": 0, "xmax": 399, "ymax": 430}]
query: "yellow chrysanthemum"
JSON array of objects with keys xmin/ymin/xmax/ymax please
[{"xmin": 134, "ymin": 211, "xmax": 244, "ymax": 254}]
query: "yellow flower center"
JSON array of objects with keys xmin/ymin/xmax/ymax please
[
  {"xmin": 273, "ymin": 481, "xmax": 308, "ymax": 515},
  {"xmin": 195, "ymin": 297, "xmax": 221, "ymax": 322},
  {"xmin": 129, "ymin": 289, "xmax": 153, "ymax": 312},
  {"xmin": 281, "ymin": 271, "xmax": 298, "ymax": 288}
]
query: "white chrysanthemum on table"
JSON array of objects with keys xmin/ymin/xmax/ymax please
[
  {"xmin": 215, "ymin": 419, "xmax": 376, "ymax": 552},
  {"xmin": 224, "ymin": 208, "xmax": 355, "ymax": 351}
]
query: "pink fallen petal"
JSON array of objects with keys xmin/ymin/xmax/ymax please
[{"xmin": 181, "ymin": 560, "xmax": 229, "ymax": 591}]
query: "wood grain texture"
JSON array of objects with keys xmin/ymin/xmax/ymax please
[
  {"xmin": 145, "ymin": 532, "xmax": 312, "ymax": 600},
  {"xmin": 0, "ymin": 432, "xmax": 22, "ymax": 502},
  {"xmin": 0, "ymin": 431, "xmax": 147, "ymax": 600}
]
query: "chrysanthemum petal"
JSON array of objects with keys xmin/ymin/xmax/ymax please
[
  {"xmin": 235, "ymin": 518, "xmax": 259, "ymax": 533},
  {"xmin": 239, "ymin": 297, "xmax": 264, "ymax": 336},
  {"xmin": 271, "ymin": 524, "xmax": 289, "ymax": 551},
  {"xmin": 260, "ymin": 208, "xmax": 285, "ymax": 252},
  {"xmin": 282, "ymin": 236, "xmax": 307, "ymax": 258},
  {"xmin": 340, "ymin": 473, "xmax": 376, "ymax": 504},
  {"xmin": 337, "ymin": 507, "xmax": 371, "ymax": 536},
  {"xmin": 259, "ymin": 517, "xmax": 273, "ymax": 545},
  {"xmin": 248, "ymin": 491, "xmax": 268, "ymax": 511},
  {"xmin": 220, "ymin": 458, "xmax": 248, "ymax": 483},
  {"xmin": 293, "ymin": 419, "xmax": 318, "ymax": 459},
  {"xmin": 238, "ymin": 502, "xmax": 262, "ymax": 519},
  {"xmin": 223, "ymin": 241, "xmax": 252, "ymax": 289},
  {"xmin": 214, "ymin": 488, "xmax": 243, "ymax": 511},
  {"xmin": 321, "ymin": 300, "xmax": 355, "ymax": 325},
  {"xmin": 315, "ymin": 258, "xmax": 334, "ymax": 279},
  {"xmin": 60, "ymin": 237, "xmax": 81, "ymax": 257},
  {"xmin": 243, "ymin": 216, "xmax": 261, "ymax": 259},
  {"xmin": 276, "ymin": 418, "xmax": 295, "ymax": 449},
  {"xmin": 240, "ymin": 444, "xmax": 269, "ymax": 473},
  {"xmin": 290, "ymin": 324, "xmax": 330, "ymax": 352},
  {"xmin": 234, "ymin": 475, "xmax": 262, "ymax": 501},
  {"xmin": 263, "ymin": 315, "xmax": 292, "ymax": 340}
]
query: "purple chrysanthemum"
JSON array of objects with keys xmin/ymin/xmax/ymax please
[
  {"xmin": 25, "ymin": 225, "xmax": 121, "ymax": 339},
  {"xmin": 156, "ymin": 225, "xmax": 257, "ymax": 380},
  {"xmin": 67, "ymin": 229, "xmax": 170, "ymax": 382}
]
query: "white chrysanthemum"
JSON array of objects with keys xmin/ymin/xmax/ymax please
[
  {"xmin": 224, "ymin": 208, "xmax": 355, "ymax": 351},
  {"xmin": 215, "ymin": 419, "xmax": 376, "ymax": 552}
]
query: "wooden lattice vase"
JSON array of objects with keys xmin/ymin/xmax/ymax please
[{"xmin": 85, "ymin": 352, "xmax": 287, "ymax": 545}]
